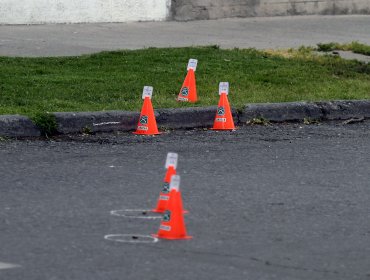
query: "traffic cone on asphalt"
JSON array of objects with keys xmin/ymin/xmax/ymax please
[
  {"xmin": 177, "ymin": 59, "xmax": 198, "ymax": 103},
  {"xmin": 211, "ymin": 82, "xmax": 236, "ymax": 131},
  {"xmin": 133, "ymin": 86, "xmax": 161, "ymax": 135},
  {"xmin": 151, "ymin": 153, "xmax": 178, "ymax": 213},
  {"xmin": 152, "ymin": 175, "xmax": 192, "ymax": 240}
]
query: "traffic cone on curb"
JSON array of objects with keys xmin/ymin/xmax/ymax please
[
  {"xmin": 152, "ymin": 175, "xmax": 192, "ymax": 240},
  {"xmin": 133, "ymin": 86, "xmax": 161, "ymax": 135},
  {"xmin": 177, "ymin": 59, "xmax": 198, "ymax": 103},
  {"xmin": 211, "ymin": 82, "xmax": 236, "ymax": 131},
  {"xmin": 152, "ymin": 153, "xmax": 178, "ymax": 213}
]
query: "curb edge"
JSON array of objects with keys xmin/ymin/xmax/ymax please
[{"xmin": 1, "ymin": 100, "xmax": 369, "ymax": 137}]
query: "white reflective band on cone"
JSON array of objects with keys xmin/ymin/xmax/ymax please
[
  {"xmin": 187, "ymin": 59, "xmax": 198, "ymax": 71},
  {"xmin": 165, "ymin": 152, "xmax": 178, "ymax": 169},
  {"xmin": 170, "ymin": 175, "xmax": 181, "ymax": 192},
  {"xmin": 142, "ymin": 86, "xmax": 153, "ymax": 99},
  {"xmin": 160, "ymin": 225, "xmax": 171, "ymax": 231},
  {"xmin": 137, "ymin": 126, "xmax": 148, "ymax": 130},
  {"xmin": 219, "ymin": 82, "xmax": 229, "ymax": 95}
]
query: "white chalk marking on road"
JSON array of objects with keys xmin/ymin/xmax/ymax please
[
  {"xmin": 0, "ymin": 262, "xmax": 20, "ymax": 270},
  {"xmin": 93, "ymin": 121, "xmax": 121, "ymax": 126},
  {"xmin": 105, "ymin": 234, "xmax": 158, "ymax": 243},
  {"xmin": 110, "ymin": 209, "xmax": 162, "ymax": 219}
]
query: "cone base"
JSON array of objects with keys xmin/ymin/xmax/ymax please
[
  {"xmin": 210, "ymin": 127, "xmax": 237, "ymax": 131},
  {"xmin": 152, "ymin": 234, "xmax": 193, "ymax": 240},
  {"xmin": 133, "ymin": 131, "xmax": 162, "ymax": 135},
  {"xmin": 151, "ymin": 209, "xmax": 164, "ymax": 213},
  {"xmin": 151, "ymin": 209, "xmax": 189, "ymax": 214}
]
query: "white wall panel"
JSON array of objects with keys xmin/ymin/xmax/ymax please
[{"xmin": 0, "ymin": 0, "xmax": 171, "ymax": 24}]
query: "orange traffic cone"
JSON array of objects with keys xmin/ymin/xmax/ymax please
[
  {"xmin": 152, "ymin": 153, "xmax": 188, "ymax": 214},
  {"xmin": 177, "ymin": 59, "xmax": 198, "ymax": 103},
  {"xmin": 212, "ymin": 82, "xmax": 236, "ymax": 131},
  {"xmin": 151, "ymin": 153, "xmax": 178, "ymax": 213},
  {"xmin": 133, "ymin": 86, "xmax": 161, "ymax": 135},
  {"xmin": 152, "ymin": 175, "xmax": 192, "ymax": 240}
]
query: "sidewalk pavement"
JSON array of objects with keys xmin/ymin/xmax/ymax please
[{"xmin": 1, "ymin": 15, "xmax": 370, "ymax": 57}]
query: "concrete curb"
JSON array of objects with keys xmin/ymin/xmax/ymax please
[
  {"xmin": 53, "ymin": 111, "xmax": 140, "ymax": 134},
  {"xmin": 240, "ymin": 100, "xmax": 370, "ymax": 123},
  {"xmin": 0, "ymin": 115, "xmax": 41, "ymax": 137},
  {"xmin": 316, "ymin": 100, "xmax": 370, "ymax": 120},
  {"xmin": 1, "ymin": 100, "xmax": 369, "ymax": 137},
  {"xmin": 241, "ymin": 102, "xmax": 323, "ymax": 123},
  {"xmin": 157, "ymin": 106, "xmax": 239, "ymax": 129}
]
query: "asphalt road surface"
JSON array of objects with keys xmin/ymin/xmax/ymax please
[
  {"xmin": 1, "ymin": 122, "xmax": 370, "ymax": 280},
  {"xmin": 1, "ymin": 15, "xmax": 370, "ymax": 57}
]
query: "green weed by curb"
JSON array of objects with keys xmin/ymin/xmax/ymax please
[
  {"xmin": 82, "ymin": 126, "xmax": 93, "ymax": 135},
  {"xmin": 247, "ymin": 118, "xmax": 271, "ymax": 126},
  {"xmin": 32, "ymin": 113, "xmax": 57, "ymax": 137},
  {"xmin": 303, "ymin": 118, "xmax": 320, "ymax": 125}
]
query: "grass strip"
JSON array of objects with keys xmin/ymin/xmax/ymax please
[{"xmin": 0, "ymin": 46, "xmax": 369, "ymax": 119}]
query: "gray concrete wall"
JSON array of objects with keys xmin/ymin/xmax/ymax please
[
  {"xmin": 1, "ymin": 0, "xmax": 369, "ymax": 24},
  {"xmin": 171, "ymin": 0, "xmax": 370, "ymax": 20}
]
